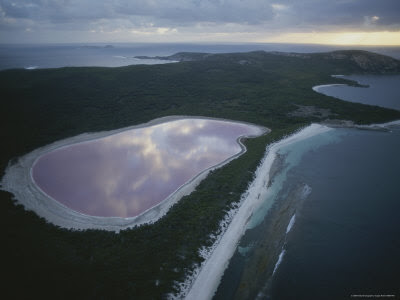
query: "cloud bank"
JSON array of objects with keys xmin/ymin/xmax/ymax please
[{"xmin": 0, "ymin": 0, "xmax": 399, "ymax": 43}]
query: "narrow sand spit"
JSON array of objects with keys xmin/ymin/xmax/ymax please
[
  {"xmin": 312, "ymin": 83, "xmax": 347, "ymax": 92},
  {"xmin": 0, "ymin": 116, "xmax": 268, "ymax": 232}
]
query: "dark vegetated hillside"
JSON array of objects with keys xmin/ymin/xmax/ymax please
[{"xmin": 1, "ymin": 50, "xmax": 399, "ymax": 298}]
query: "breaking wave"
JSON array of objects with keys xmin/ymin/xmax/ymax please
[
  {"xmin": 286, "ymin": 214, "xmax": 296, "ymax": 234},
  {"xmin": 272, "ymin": 250, "xmax": 286, "ymax": 275}
]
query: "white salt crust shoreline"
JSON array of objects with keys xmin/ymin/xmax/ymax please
[
  {"xmin": 179, "ymin": 120, "xmax": 400, "ymax": 300},
  {"xmin": 0, "ymin": 115, "xmax": 268, "ymax": 232}
]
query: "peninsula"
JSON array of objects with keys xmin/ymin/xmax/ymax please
[{"xmin": 1, "ymin": 50, "xmax": 400, "ymax": 299}]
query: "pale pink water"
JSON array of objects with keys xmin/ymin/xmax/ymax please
[{"xmin": 32, "ymin": 118, "xmax": 261, "ymax": 217}]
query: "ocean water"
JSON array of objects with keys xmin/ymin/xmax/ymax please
[
  {"xmin": 214, "ymin": 129, "xmax": 343, "ymax": 300},
  {"xmin": 0, "ymin": 43, "xmax": 399, "ymax": 71},
  {"xmin": 214, "ymin": 80, "xmax": 400, "ymax": 299},
  {"xmin": 267, "ymin": 126, "xmax": 400, "ymax": 300},
  {"xmin": 316, "ymin": 75, "xmax": 400, "ymax": 111}
]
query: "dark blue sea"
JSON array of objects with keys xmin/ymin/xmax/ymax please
[
  {"xmin": 267, "ymin": 126, "xmax": 400, "ymax": 300},
  {"xmin": 214, "ymin": 78, "xmax": 400, "ymax": 299},
  {"xmin": 0, "ymin": 43, "xmax": 399, "ymax": 71}
]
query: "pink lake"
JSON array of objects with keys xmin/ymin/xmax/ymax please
[{"xmin": 32, "ymin": 118, "xmax": 263, "ymax": 218}]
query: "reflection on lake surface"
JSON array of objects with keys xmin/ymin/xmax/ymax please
[{"xmin": 32, "ymin": 118, "xmax": 262, "ymax": 218}]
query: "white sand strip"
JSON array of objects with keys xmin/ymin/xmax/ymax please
[
  {"xmin": 183, "ymin": 123, "xmax": 333, "ymax": 300},
  {"xmin": 0, "ymin": 115, "xmax": 268, "ymax": 232},
  {"xmin": 312, "ymin": 83, "xmax": 347, "ymax": 92},
  {"xmin": 286, "ymin": 214, "xmax": 296, "ymax": 234},
  {"xmin": 272, "ymin": 249, "xmax": 286, "ymax": 275}
]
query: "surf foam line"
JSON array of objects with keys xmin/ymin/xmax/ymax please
[
  {"xmin": 286, "ymin": 214, "xmax": 296, "ymax": 234},
  {"xmin": 272, "ymin": 250, "xmax": 286, "ymax": 275},
  {"xmin": 284, "ymin": 185, "xmax": 310, "ymax": 235},
  {"xmin": 273, "ymin": 184, "xmax": 312, "ymax": 280},
  {"xmin": 179, "ymin": 124, "xmax": 333, "ymax": 300}
]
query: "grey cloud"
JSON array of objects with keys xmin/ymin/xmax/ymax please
[
  {"xmin": 0, "ymin": 0, "xmax": 399, "ymax": 37},
  {"xmin": 0, "ymin": 0, "xmax": 113, "ymax": 23},
  {"xmin": 273, "ymin": 0, "xmax": 400, "ymax": 29},
  {"xmin": 0, "ymin": 0, "xmax": 275, "ymax": 26},
  {"xmin": 114, "ymin": 0, "xmax": 275, "ymax": 25},
  {"xmin": 0, "ymin": 1, "xmax": 39, "ymax": 18}
]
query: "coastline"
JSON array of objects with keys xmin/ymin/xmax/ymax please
[
  {"xmin": 181, "ymin": 123, "xmax": 333, "ymax": 300},
  {"xmin": 229, "ymin": 182, "xmax": 311, "ymax": 299},
  {"xmin": 321, "ymin": 117, "xmax": 400, "ymax": 131},
  {"xmin": 0, "ymin": 115, "xmax": 268, "ymax": 232},
  {"xmin": 312, "ymin": 83, "xmax": 347, "ymax": 92},
  {"xmin": 312, "ymin": 74, "xmax": 369, "ymax": 93},
  {"xmin": 181, "ymin": 119, "xmax": 400, "ymax": 299}
]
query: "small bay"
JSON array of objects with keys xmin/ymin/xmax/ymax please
[{"xmin": 314, "ymin": 74, "xmax": 400, "ymax": 111}]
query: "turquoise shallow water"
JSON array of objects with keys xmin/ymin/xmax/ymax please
[{"xmin": 245, "ymin": 129, "xmax": 341, "ymax": 231}]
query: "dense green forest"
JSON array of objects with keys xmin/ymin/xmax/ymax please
[{"xmin": 1, "ymin": 50, "xmax": 400, "ymax": 299}]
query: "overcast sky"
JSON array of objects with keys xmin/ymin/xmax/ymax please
[{"xmin": 0, "ymin": 0, "xmax": 399, "ymax": 44}]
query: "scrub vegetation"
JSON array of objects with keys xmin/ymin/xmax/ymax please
[{"xmin": 1, "ymin": 50, "xmax": 399, "ymax": 298}]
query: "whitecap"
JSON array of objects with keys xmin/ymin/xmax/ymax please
[
  {"xmin": 286, "ymin": 214, "xmax": 296, "ymax": 234},
  {"xmin": 272, "ymin": 249, "xmax": 286, "ymax": 275}
]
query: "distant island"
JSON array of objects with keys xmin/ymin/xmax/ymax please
[
  {"xmin": 1, "ymin": 50, "xmax": 399, "ymax": 299},
  {"xmin": 135, "ymin": 50, "xmax": 400, "ymax": 73}
]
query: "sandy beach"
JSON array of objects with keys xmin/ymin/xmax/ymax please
[
  {"xmin": 0, "ymin": 115, "xmax": 268, "ymax": 231},
  {"xmin": 312, "ymin": 83, "xmax": 347, "ymax": 92}
]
